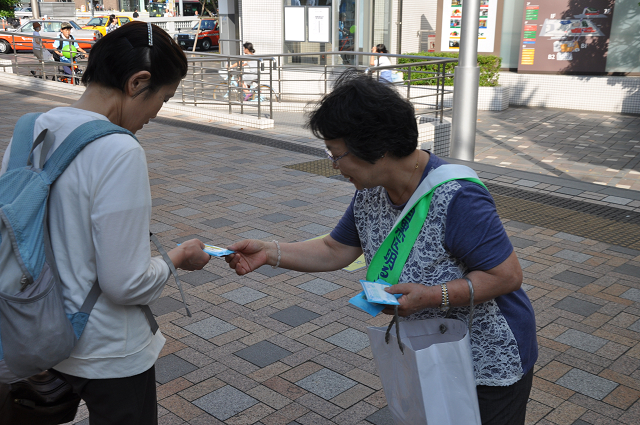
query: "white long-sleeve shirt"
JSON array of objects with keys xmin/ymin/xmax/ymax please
[{"xmin": 1, "ymin": 107, "xmax": 170, "ymax": 379}]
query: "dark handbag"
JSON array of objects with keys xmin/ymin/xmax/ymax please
[{"xmin": 0, "ymin": 370, "xmax": 81, "ymax": 425}]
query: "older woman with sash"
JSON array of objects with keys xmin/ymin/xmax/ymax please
[{"xmin": 225, "ymin": 71, "xmax": 537, "ymax": 425}]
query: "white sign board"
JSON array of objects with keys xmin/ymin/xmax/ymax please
[
  {"xmin": 308, "ymin": 7, "xmax": 331, "ymax": 43},
  {"xmin": 440, "ymin": 0, "xmax": 498, "ymax": 53},
  {"xmin": 284, "ymin": 7, "xmax": 306, "ymax": 42}
]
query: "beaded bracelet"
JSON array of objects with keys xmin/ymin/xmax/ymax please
[{"xmin": 271, "ymin": 240, "xmax": 281, "ymax": 269}]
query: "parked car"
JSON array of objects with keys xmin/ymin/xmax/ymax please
[
  {"xmin": 173, "ymin": 18, "xmax": 219, "ymax": 51},
  {"xmin": 15, "ymin": 7, "xmax": 32, "ymax": 19},
  {"xmin": 0, "ymin": 20, "xmax": 101, "ymax": 54},
  {"xmin": 81, "ymin": 15, "xmax": 132, "ymax": 36}
]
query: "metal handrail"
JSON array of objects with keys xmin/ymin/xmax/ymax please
[
  {"xmin": 0, "ymin": 32, "xmax": 454, "ymax": 123},
  {"xmin": 177, "ymin": 50, "xmax": 455, "ymax": 122}
]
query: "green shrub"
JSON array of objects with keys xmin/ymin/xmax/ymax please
[
  {"xmin": 397, "ymin": 52, "xmax": 502, "ymax": 87},
  {"xmin": 0, "ymin": 0, "xmax": 15, "ymax": 18}
]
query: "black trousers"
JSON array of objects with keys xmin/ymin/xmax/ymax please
[
  {"xmin": 477, "ymin": 368, "xmax": 534, "ymax": 425},
  {"xmin": 53, "ymin": 366, "xmax": 157, "ymax": 425}
]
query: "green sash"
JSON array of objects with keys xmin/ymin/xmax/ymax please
[{"xmin": 366, "ymin": 167, "xmax": 485, "ymax": 285}]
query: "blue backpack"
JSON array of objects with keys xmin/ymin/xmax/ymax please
[{"xmin": 0, "ymin": 113, "xmax": 190, "ymax": 384}]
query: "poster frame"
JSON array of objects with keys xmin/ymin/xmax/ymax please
[
  {"xmin": 284, "ymin": 6, "xmax": 306, "ymax": 42},
  {"xmin": 435, "ymin": 0, "xmax": 504, "ymax": 56},
  {"xmin": 308, "ymin": 6, "xmax": 332, "ymax": 43}
]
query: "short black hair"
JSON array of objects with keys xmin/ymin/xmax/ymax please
[
  {"xmin": 306, "ymin": 70, "xmax": 418, "ymax": 163},
  {"xmin": 82, "ymin": 21, "xmax": 187, "ymax": 97}
]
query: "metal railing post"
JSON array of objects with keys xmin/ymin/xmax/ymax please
[
  {"xmin": 434, "ymin": 62, "xmax": 440, "ymax": 123},
  {"xmin": 181, "ymin": 77, "xmax": 185, "ymax": 103},
  {"xmin": 227, "ymin": 59, "xmax": 232, "ymax": 114},
  {"xmin": 191, "ymin": 61, "xmax": 197, "ymax": 106},
  {"xmin": 277, "ymin": 56, "xmax": 282, "ymax": 102},
  {"xmin": 11, "ymin": 34, "xmax": 17, "ymax": 74},
  {"xmin": 407, "ymin": 65, "xmax": 411, "ymax": 102},
  {"xmin": 269, "ymin": 58, "xmax": 273, "ymax": 119},
  {"xmin": 324, "ymin": 64, "xmax": 327, "ymax": 95},
  {"xmin": 257, "ymin": 59, "xmax": 262, "ymax": 119},
  {"xmin": 439, "ymin": 63, "xmax": 445, "ymax": 123}
]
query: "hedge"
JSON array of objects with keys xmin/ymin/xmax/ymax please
[{"xmin": 397, "ymin": 52, "xmax": 502, "ymax": 87}]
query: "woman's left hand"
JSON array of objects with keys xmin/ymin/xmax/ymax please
[{"xmin": 382, "ymin": 283, "xmax": 438, "ymax": 317}]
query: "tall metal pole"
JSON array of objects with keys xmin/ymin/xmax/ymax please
[
  {"xmin": 450, "ymin": 0, "xmax": 481, "ymax": 161},
  {"xmin": 30, "ymin": 0, "xmax": 40, "ymax": 19}
]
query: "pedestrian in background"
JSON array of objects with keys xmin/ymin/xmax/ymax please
[
  {"xmin": 369, "ymin": 44, "xmax": 392, "ymax": 83},
  {"xmin": 105, "ymin": 15, "xmax": 119, "ymax": 34}
]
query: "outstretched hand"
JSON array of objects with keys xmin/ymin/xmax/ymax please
[
  {"xmin": 225, "ymin": 239, "xmax": 270, "ymax": 275},
  {"xmin": 168, "ymin": 238, "xmax": 210, "ymax": 271},
  {"xmin": 382, "ymin": 283, "xmax": 435, "ymax": 317}
]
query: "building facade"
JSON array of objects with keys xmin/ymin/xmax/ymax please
[{"xmin": 235, "ymin": 0, "xmax": 640, "ymax": 73}]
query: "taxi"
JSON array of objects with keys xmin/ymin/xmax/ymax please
[
  {"xmin": 81, "ymin": 16, "xmax": 132, "ymax": 36},
  {"xmin": 173, "ymin": 18, "xmax": 219, "ymax": 51},
  {"xmin": 0, "ymin": 20, "xmax": 99, "ymax": 54}
]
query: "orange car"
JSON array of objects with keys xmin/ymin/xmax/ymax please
[
  {"xmin": 173, "ymin": 18, "xmax": 219, "ymax": 50},
  {"xmin": 82, "ymin": 16, "xmax": 132, "ymax": 36},
  {"xmin": 0, "ymin": 20, "xmax": 100, "ymax": 54}
]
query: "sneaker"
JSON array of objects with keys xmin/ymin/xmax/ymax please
[{"xmin": 244, "ymin": 94, "xmax": 252, "ymax": 101}]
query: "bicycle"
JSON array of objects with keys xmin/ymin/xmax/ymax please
[
  {"xmin": 244, "ymin": 81, "xmax": 280, "ymax": 102},
  {"xmin": 212, "ymin": 70, "xmax": 280, "ymax": 103},
  {"xmin": 212, "ymin": 69, "xmax": 244, "ymax": 102}
]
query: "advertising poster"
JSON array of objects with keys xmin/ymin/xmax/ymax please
[
  {"xmin": 518, "ymin": 1, "xmax": 615, "ymax": 73},
  {"xmin": 308, "ymin": 7, "xmax": 331, "ymax": 43},
  {"xmin": 440, "ymin": 0, "xmax": 499, "ymax": 53}
]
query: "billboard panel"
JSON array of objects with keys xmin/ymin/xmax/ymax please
[
  {"xmin": 439, "ymin": 0, "xmax": 500, "ymax": 53},
  {"xmin": 517, "ymin": 1, "xmax": 615, "ymax": 73}
]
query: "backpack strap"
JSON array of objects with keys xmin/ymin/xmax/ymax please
[
  {"xmin": 42, "ymin": 120, "xmax": 136, "ymax": 184},
  {"xmin": 150, "ymin": 233, "xmax": 192, "ymax": 318},
  {"xmin": 7, "ymin": 113, "xmax": 42, "ymax": 171}
]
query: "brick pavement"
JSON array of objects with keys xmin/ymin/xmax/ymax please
[{"xmin": 1, "ymin": 82, "xmax": 640, "ymax": 425}]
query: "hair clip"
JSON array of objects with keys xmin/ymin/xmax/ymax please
[{"xmin": 147, "ymin": 22, "xmax": 153, "ymax": 47}]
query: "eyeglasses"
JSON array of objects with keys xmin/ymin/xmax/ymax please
[{"xmin": 324, "ymin": 148, "xmax": 349, "ymax": 165}]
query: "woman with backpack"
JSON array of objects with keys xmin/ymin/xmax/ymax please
[{"xmin": 1, "ymin": 21, "xmax": 210, "ymax": 424}]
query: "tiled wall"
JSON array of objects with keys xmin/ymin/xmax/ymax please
[
  {"xmin": 240, "ymin": 0, "xmax": 283, "ymax": 55},
  {"xmin": 418, "ymin": 116, "xmax": 451, "ymax": 157},
  {"xmin": 401, "ymin": 0, "xmax": 437, "ymax": 54},
  {"xmin": 499, "ymin": 72, "xmax": 640, "ymax": 114}
]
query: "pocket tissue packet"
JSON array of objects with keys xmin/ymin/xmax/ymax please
[
  {"xmin": 203, "ymin": 244, "xmax": 235, "ymax": 257},
  {"xmin": 177, "ymin": 243, "xmax": 234, "ymax": 257},
  {"xmin": 349, "ymin": 279, "xmax": 401, "ymax": 317}
]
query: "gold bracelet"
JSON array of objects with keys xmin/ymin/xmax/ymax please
[{"xmin": 440, "ymin": 283, "xmax": 450, "ymax": 312}]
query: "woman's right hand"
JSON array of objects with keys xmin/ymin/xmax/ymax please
[{"xmin": 225, "ymin": 239, "xmax": 270, "ymax": 275}]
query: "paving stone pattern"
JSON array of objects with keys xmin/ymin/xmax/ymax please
[{"xmin": 1, "ymin": 86, "xmax": 640, "ymax": 425}]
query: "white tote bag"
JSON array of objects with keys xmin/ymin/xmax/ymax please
[{"xmin": 367, "ymin": 317, "xmax": 482, "ymax": 425}]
